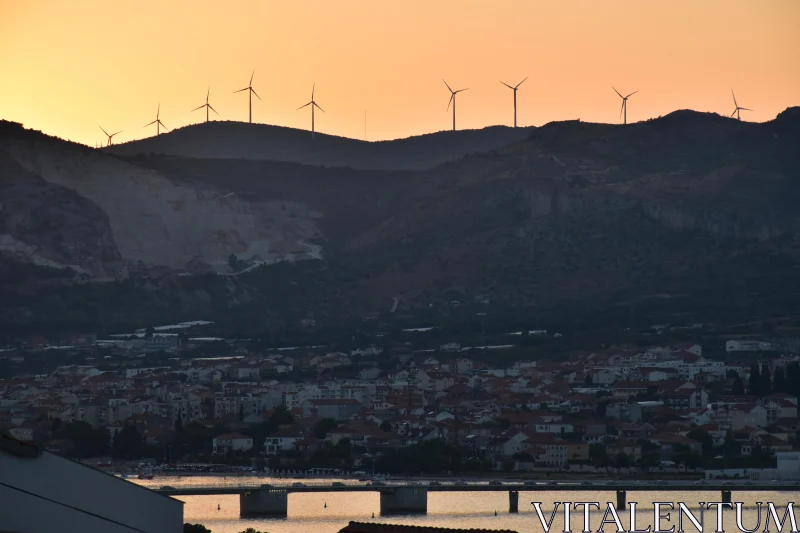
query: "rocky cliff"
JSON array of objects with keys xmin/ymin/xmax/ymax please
[
  {"xmin": 0, "ymin": 154, "xmax": 119, "ymax": 276},
  {"xmin": 1, "ymin": 122, "xmax": 323, "ymax": 275}
]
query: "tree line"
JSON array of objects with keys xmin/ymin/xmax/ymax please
[{"xmin": 746, "ymin": 361, "xmax": 800, "ymax": 397}]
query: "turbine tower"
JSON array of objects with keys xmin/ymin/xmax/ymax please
[
  {"xmin": 234, "ymin": 70, "xmax": 260, "ymax": 123},
  {"xmin": 730, "ymin": 90, "xmax": 752, "ymax": 121},
  {"xmin": 192, "ymin": 87, "xmax": 219, "ymax": 123},
  {"xmin": 443, "ymin": 79, "xmax": 468, "ymax": 131},
  {"xmin": 99, "ymin": 125, "xmax": 122, "ymax": 146},
  {"xmin": 500, "ymin": 77, "xmax": 527, "ymax": 128},
  {"xmin": 613, "ymin": 87, "xmax": 638, "ymax": 125},
  {"xmin": 144, "ymin": 104, "xmax": 168, "ymax": 135},
  {"xmin": 297, "ymin": 83, "xmax": 324, "ymax": 138}
]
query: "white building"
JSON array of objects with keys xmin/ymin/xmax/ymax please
[
  {"xmin": 776, "ymin": 451, "xmax": 800, "ymax": 480},
  {"xmin": 726, "ymin": 340, "xmax": 774, "ymax": 352},
  {"xmin": 263, "ymin": 428, "xmax": 305, "ymax": 455},
  {"xmin": 587, "ymin": 368, "xmax": 619, "ymax": 385},
  {"xmin": 351, "ymin": 347, "xmax": 384, "ymax": 357},
  {"xmin": 534, "ymin": 421, "xmax": 574, "ymax": 434},
  {"xmin": 455, "ymin": 358, "xmax": 474, "ymax": 374},
  {"xmin": 212, "ymin": 432, "xmax": 253, "ymax": 454},
  {"xmin": 232, "ymin": 366, "xmax": 260, "ymax": 380}
]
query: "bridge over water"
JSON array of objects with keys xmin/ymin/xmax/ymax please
[{"xmin": 149, "ymin": 479, "xmax": 795, "ymax": 517}]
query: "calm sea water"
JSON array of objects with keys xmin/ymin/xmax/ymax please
[{"xmin": 135, "ymin": 476, "xmax": 796, "ymax": 533}]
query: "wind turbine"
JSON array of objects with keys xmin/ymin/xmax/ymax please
[
  {"xmin": 192, "ymin": 87, "xmax": 219, "ymax": 123},
  {"xmin": 234, "ymin": 70, "xmax": 260, "ymax": 123},
  {"xmin": 443, "ymin": 79, "xmax": 468, "ymax": 131},
  {"xmin": 613, "ymin": 87, "xmax": 638, "ymax": 125},
  {"xmin": 144, "ymin": 104, "xmax": 168, "ymax": 135},
  {"xmin": 730, "ymin": 90, "xmax": 752, "ymax": 120},
  {"xmin": 500, "ymin": 77, "xmax": 527, "ymax": 128},
  {"xmin": 297, "ymin": 83, "xmax": 324, "ymax": 138},
  {"xmin": 99, "ymin": 125, "xmax": 122, "ymax": 146}
]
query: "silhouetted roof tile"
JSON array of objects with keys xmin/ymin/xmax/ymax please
[{"xmin": 338, "ymin": 522, "xmax": 518, "ymax": 533}]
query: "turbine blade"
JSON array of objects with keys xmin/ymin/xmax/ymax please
[
  {"xmin": 456, "ymin": 88, "xmax": 468, "ymax": 93},
  {"xmin": 207, "ymin": 86, "xmax": 210, "ymax": 100},
  {"xmin": 613, "ymin": 87, "xmax": 623, "ymax": 98},
  {"xmin": 192, "ymin": 104, "xmax": 205, "ymax": 112},
  {"xmin": 99, "ymin": 125, "xmax": 109, "ymax": 136},
  {"xmin": 740, "ymin": 107, "xmax": 753, "ymax": 111},
  {"xmin": 626, "ymin": 90, "xmax": 639, "ymax": 98},
  {"xmin": 447, "ymin": 93, "xmax": 454, "ymax": 111},
  {"xmin": 159, "ymin": 121, "xmax": 169, "ymax": 131},
  {"xmin": 234, "ymin": 87, "xmax": 249, "ymax": 93},
  {"xmin": 251, "ymin": 88, "xmax": 262, "ymax": 100},
  {"xmin": 157, "ymin": 103, "xmax": 160, "ymax": 118},
  {"xmin": 112, "ymin": 130, "xmax": 122, "ymax": 137},
  {"xmin": 209, "ymin": 105, "xmax": 219, "ymax": 116},
  {"xmin": 250, "ymin": 70, "xmax": 254, "ymax": 86},
  {"xmin": 314, "ymin": 102, "xmax": 325, "ymax": 113},
  {"xmin": 515, "ymin": 77, "xmax": 528, "ymax": 88},
  {"xmin": 500, "ymin": 81, "xmax": 514, "ymax": 89},
  {"xmin": 730, "ymin": 109, "xmax": 737, "ymax": 117},
  {"xmin": 443, "ymin": 79, "xmax": 453, "ymax": 93},
  {"xmin": 297, "ymin": 102, "xmax": 312, "ymax": 110},
  {"xmin": 731, "ymin": 89, "xmax": 738, "ymax": 107},
  {"xmin": 620, "ymin": 102, "xmax": 625, "ymax": 120},
  {"xmin": 144, "ymin": 120, "xmax": 157, "ymax": 128}
]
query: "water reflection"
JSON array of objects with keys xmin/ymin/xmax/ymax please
[{"xmin": 135, "ymin": 476, "xmax": 794, "ymax": 533}]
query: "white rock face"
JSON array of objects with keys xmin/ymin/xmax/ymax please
[
  {"xmin": 4, "ymin": 138, "xmax": 323, "ymax": 271},
  {"xmin": 0, "ymin": 234, "xmax": 88, "ymax": 273}
]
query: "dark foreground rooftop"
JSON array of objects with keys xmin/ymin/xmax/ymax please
[{"xmin": 338, "ymin": 522, "xmax": 518, "ymax": 533}]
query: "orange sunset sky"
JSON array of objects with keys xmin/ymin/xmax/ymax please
[{"xmin": 1, "ymin": 1, "xmax": 798, "ymax": 146}]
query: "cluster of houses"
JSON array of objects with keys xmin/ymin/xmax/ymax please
[{"xmin": 1, "ymin": 339, "xmax": 799, "ymax": 478}]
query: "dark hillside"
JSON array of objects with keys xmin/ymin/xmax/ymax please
[
  {"xmin": 105, "ymin": 121, "xmax": 535, "ymax": 171},
  {"xmin": 2, "ymin": 109, "xmax": 799, "ymax": 333}
]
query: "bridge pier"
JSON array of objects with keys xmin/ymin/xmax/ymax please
[
  {"xmin": 721, "ymin": 490, "xmax": 732, "ymax": 504},
  {"xmin": 240, "ymin": 488, "xmax": 289, "ymax": 517},
  {"xmin": 616, "ymin": 490, "xmax": 627, "ymax": 509},
  {"xmin": 380, "ymin": 487, "xmax": 427, "ymax": 514},
  {"xmin": 509, "ymin": 490, "xmax": 519, "ymax": 513}
]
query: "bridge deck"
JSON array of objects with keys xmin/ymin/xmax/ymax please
[{"xmin": 153, "ymin": 481, "xmax": 795, "ymax": 497}]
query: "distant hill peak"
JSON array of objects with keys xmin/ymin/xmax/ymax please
[
  {"xmin": 104, "ymin": 122, "xmax": 536, "ymax": 171},
  {"xmin": 111, "ymin": 120, "xmax": 531, "ymax": 145},
  {"xmin": 775, "ymin": 106, "xmax": 800, "ymax": 123}
]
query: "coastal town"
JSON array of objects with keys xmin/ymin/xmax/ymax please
[{"xmin": 2, "ymin": 322, "xmax": 800, "ymax": 482}]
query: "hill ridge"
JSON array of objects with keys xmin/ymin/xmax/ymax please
[
  {"xmin": 2, "ymin": 107, "xmax": 800, "ymax": 333},
  {"xmin": 105, "ymin": 121, "xmax": 536, "ymax": 171}
]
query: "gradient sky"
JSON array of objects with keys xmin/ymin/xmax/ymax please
[{"xmin": 1, "ymin": 1, "xmax": 798, "ymax": 146}]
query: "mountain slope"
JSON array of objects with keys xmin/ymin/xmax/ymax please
[
  {"xmin": 1, "ymin": 121, "xmax": 331, "ymax": 274},
  {"xmin": 0, "ymin": 153, "xmax": 120, "ymax": 276},
  {"xmin": 1, "ymin": 109, "xmax": 799, "ymax": 333},
  {"xmin": 323, "ymin": 109, "xmax": 800, "ymax": 316},
  {"xmin": 104, "ymin": 122, "xmax": 535, "ymax": 170}
]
